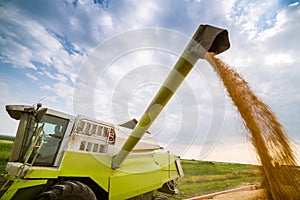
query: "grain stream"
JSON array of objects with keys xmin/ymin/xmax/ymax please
[{"xmin": 206, "ymin": 52, "xmax": 300, "ymax": 199}]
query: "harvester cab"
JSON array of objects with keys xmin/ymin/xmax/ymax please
[
  {"xmin": 0, "ymin": 24, "xmax": 230, "ymax": 200},
  {"xmin": 5, "ymin": 104, "xmax": 73, "ymax": 169}
]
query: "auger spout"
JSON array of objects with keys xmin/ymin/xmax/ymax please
[{"xmin": 111, "ymin": 24, "xmax": 230, "ymax": 169}]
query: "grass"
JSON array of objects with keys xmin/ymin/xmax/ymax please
[
  {"xmin": 163, "ymin": 160, "xmax": 262, "ymax": 199},
  {"xmin": 0, "ymin": 140, "xmax": 13, "ymax": 174},
  {"xmin": 0, "ymin": 137, "xmax": 262, "ymax": 199}
]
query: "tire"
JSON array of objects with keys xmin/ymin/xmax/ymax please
[{"xmin": 35, "ymin": 180, "xmax": 97, "ymax": 200}]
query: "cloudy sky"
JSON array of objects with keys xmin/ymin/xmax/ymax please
[{"xmin": 1, "ymin": 0, "xmax": 300, "ymax": 164}]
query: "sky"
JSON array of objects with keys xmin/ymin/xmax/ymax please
[{"xmin": 1, "ymin": 0, "xmax": 300, "ymax": 164}]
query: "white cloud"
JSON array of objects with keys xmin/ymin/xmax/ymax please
[
  {"xmin": 0, "ymin": 82, "xmax": 19, "ymax": 135},
  {"xmin": 0, "ymin": 82, "xmax": 10, "ymax": 103},
  {"xmin": 0, "ymin": 4, "xmax": 85, "ymax": 83},
  {"xmin": 257, "ymin": 9, "xmax": 288, "ymax": 41},
  {"xmin": 26, "ymin": 73, "xmax": 38, "ymax": 81},
  {"xmin": 40, "ymin": 84, "xmax": 52, "ymax": 91},
  {"xmin": 116, "ymin": 1, "xmax": 162, "ymax": 29},
  {"xmin": 99, "ymin": 14, "xmax": 113, "ymax": 26},
  {"xmin": 229, "ymin": 0, "xmax": 278, "ymax": 39},
  {"xmin": 50, "ymin": 82, "xmax": 74, "ymax": 104},
  {"xmin": 42, "ymin": 71, "xmax": 68, "ymax": 83},
  {"xmin": 0, "ymin": 32, "xmax": 36, "ymax": 70},
  {"xmin": 0, "ymin": 7, "xmax": 60, "ymax": 67},
  {"xmin": 288, "ymin": 2, "xmax": 299, "ymax": 7},
  {"xmin": 264, "ymin": 53, "xmax": 294, "ymax": 65},
  {"xmin": 39, "ymin": 81, "xmax": 74, "ymax": 112}
]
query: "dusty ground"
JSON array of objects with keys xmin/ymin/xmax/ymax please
[
  {"xmin": 213, "ymin": 186, "xmax": 300, "ymax": 199},
  {"xmin": 213, "ymin": 189, "xmax": 268, "ymax": 200}
]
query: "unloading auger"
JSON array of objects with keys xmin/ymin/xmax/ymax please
[{"xmin": 112, "ymin": 24, "xmax": 230, "ymax": 169}]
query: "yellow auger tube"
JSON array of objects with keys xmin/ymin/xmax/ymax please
[{"xmin": 111, "ymin": 24, "xmax": 230, "ymax": 169}]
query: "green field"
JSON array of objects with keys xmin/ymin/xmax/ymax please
[
  {"xmin": 166, "ymin": 160, "xmax": 262, "ymax": 199},
  {"xmin": 0, "ymin": 135, "xmax": 14, "ymax": 174},
  {"xmin": 0, "ymin": 136, "xmax": 262, "ymax": 199}
]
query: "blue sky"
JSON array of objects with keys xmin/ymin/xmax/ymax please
[{"xmin": 1, "ymin": 0, "xmax": 300, "ymax": 164}]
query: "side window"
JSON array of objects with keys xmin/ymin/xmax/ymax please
[
  {"xmin": 103, "ymin": 127, "xmax": 108, "ymax": 137},
  {"xmin": 35, "ymin": 115, "xmax": 69, "ymax": 166},
  {"xmin": 97, "ymin": 126, "xmax": 103, "ymax": 136},
  {"xmin": 93, "ymin": 144, "xmax": 99, "ymax": 152}
]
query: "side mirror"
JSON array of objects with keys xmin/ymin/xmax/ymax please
[{"xmin": 35, "ymin": 108, "xmax": 47, "ymax": 123}]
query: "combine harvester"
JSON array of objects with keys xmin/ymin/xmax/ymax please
[{"xmin": 0, "ymin": 24, "xmax": 230, "ymax": 200}]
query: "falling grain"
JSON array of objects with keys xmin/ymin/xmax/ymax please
[{"xmin": 206, "ymin": 52, "xmax": 300, "ymax": 199}]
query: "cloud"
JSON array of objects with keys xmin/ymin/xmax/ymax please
[
  {"xmin": 229, "ymin": 0, "xmax": 279, "ymax": 39},
  {"xmin": 264, "ymin": 53, "xmax": 295, "ymax": 65},
  {"xmin": 40, "ymin": 71, "xmax": 68, "ymax": 83},
  {"xmin": 109, "ymin": 1, "xmax": 163, "ymax": 29},
  {"xmin": 0, "ymin": 6, "xmax": 60, "ymax": 69},
  {"xmin": 0, "ymin": 82, "xmax": 10, "ymax": 104},
  {"xmin": 289, "ymin": 2, "xmax": 300, "ymax": 7},
  {"xmin": 187, "ymin": 0, "xmax": 236, "ymax": 25},
  {"xmin": 256, "ymin": 9, "xmax": 288, "ymax": 41},
  {"xmin": 0, "ymin": 82, "xmax": 19, "ymax": 135},
  {"xmin": 0, "ymin": 2, "xmax": 86, "ymax": 84},
  {"xmin": 26, "ymin": 73, "xmax": 38, "ymax": 81}
]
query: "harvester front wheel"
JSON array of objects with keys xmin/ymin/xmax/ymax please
[{"xmin": 35, "ymin": 180, "xmax": 96, "ymax": 200}]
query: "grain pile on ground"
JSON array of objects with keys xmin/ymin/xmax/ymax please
[{"xmin": 205, "ymin": 53, "xmax": 300, "ymax": 199}]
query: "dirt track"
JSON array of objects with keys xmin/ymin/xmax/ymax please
[{"xmin": 213, "ymin": 189, "xmax": 268, "ymax": 200}]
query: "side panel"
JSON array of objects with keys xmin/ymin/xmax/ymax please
[
  {"xmin": 59, "ymin": 151, "xmax": 112, "ymax": 191},
  {"xmin": 20, "ymin": 151, "xmax": 181, "ymax": 200},
  {"xmin": 24, "ymin": 151, "xmax": 112, "ymax": 192},
  {"xmin": 109, "ymin": 153, "xmax": 180, "ymax": 200},
  {"xmin": 109, "ymin": 158, "xmax": 161, "ymax": 200},
  {"xmin": 0, "ymin": 179, "xmax": 48, "ymax": 200}
]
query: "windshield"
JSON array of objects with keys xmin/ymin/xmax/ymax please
[{"xmin": 21, "ymin": 114, "xmax": 69, "ymax": 166}]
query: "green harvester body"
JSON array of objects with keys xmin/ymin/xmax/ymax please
[{"xmin": 0, "ymin": 24, "xmax": 229, "ymax": 200}]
